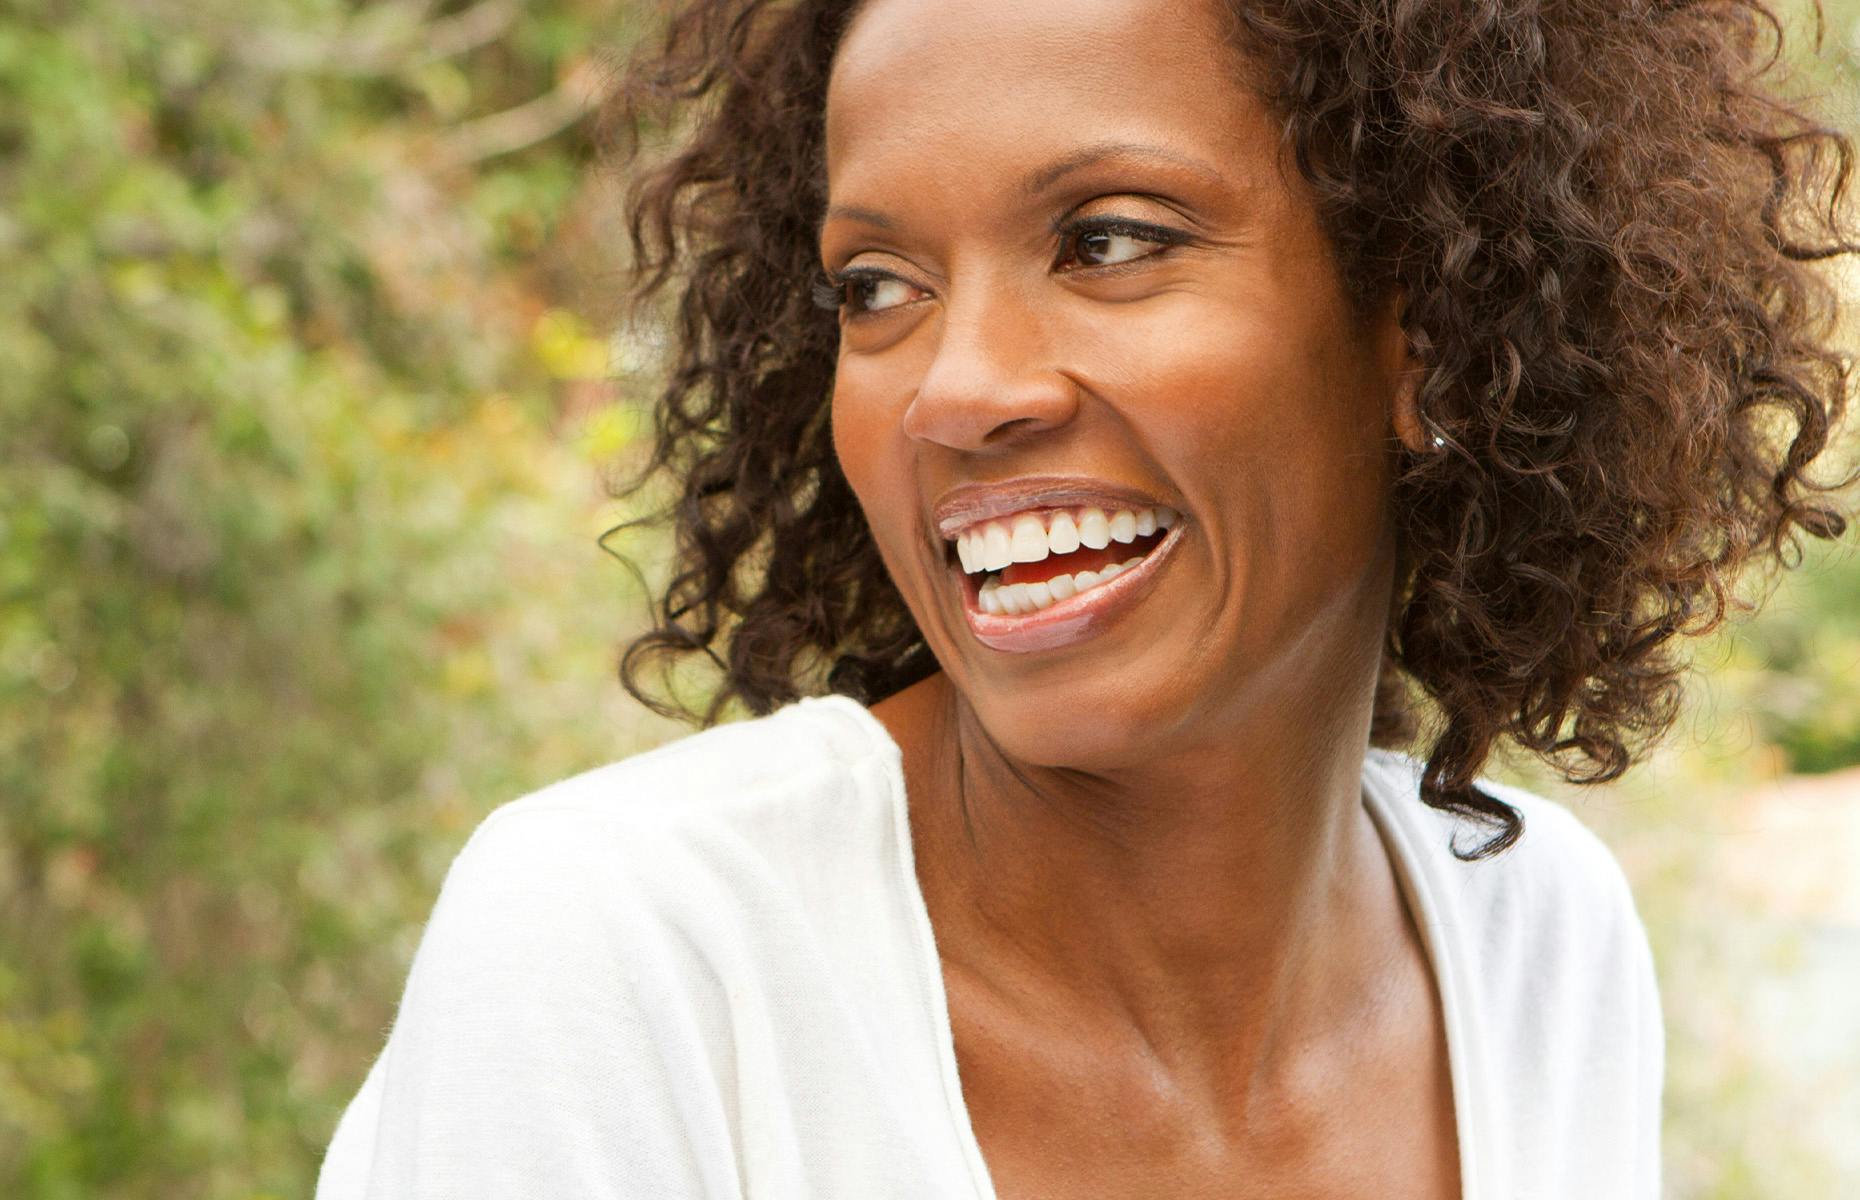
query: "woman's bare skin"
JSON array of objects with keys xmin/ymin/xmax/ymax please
[
  {"xmin": 827, "ymin": 0, "xmax": 1457, "ymax": 1193},
  {"xmin": 875, "ymin": 676, "xmax": 1459, "ymax": 1199}
]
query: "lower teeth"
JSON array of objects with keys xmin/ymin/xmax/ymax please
[{"xmin": 977, "ymin": 555, "xmax": 1149, "ymax": 616}]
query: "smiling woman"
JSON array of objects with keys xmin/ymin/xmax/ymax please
[{"xmin": 316, "ymin": 1, "xmax": 1856, "ymax": 1197}]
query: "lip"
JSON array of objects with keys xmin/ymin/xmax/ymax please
[
  {"xmin": 932, "ymin": 475, "xmax": 1177, "ymax": 540},
  {"xmin": 954, "ymin": 519, "xmax": 1186, "ymax": 654}
]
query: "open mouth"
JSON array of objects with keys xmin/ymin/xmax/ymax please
[{"xmin": 946, "ymin": 505, "xmax": 1179, "ymax": 616}]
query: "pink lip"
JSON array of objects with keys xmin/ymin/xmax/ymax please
[
  {"xmin": 932, "ymin": 475, "xmax": 1175, "ymax": 540},
  {"xmin": 954, "ymin": 521, "xmax": 1185, "ymax": 654}
]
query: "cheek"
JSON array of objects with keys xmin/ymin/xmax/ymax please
[
  {"xmin": 829, "ymin": 368, "xmax": 886, "ymax": 496},
  {"xmin": 829, "ymin": 365, "xmax": 917, "ymax": 552},
  {"xmin": 1082, "ymin": 297, "xmax": 1392, "ymax": 563}
]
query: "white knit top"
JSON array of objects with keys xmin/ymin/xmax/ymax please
[{"xmin": 317, "ymin": 693, "xmax": 1663, "ymax": 1198}]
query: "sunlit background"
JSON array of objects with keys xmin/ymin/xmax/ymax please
[{"xmin": 2, "ymin": 1, "xmax": 1857, "ymax": 1196}]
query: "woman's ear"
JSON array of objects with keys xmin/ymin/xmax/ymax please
[{"xmin": 1378, "ymin": 287, "xmax": 1428, "ymax": 453}]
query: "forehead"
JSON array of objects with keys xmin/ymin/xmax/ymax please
[{"xmin": 825, "ymin": 0, "xmax": 1261, "ymax": 190}]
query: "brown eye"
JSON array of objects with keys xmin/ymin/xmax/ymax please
[
  {"xmin": 814, "ymin": 269, "xmax": 927, "ymax": 316},
  {"xmin": 1076, "ymin": 230, "xmax": 1132, "ymax": 266},
  {"xmin": 850, "ymin": 276, "xmax": 921, "ymax": 313},
  {"xmin": 1055, "ymin": 218, "xmax": 1186, "ymax": 271}
]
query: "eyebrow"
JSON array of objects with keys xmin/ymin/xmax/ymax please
[
  {"xmin": 818, "ymin": 141, "xmax": 1226, "ymax": 237},
  {"xmin": 821, "ymin": 203, "xmax": 895, "ymax": 230},
  {"xmin": 1021, "ymin": 141, "xmax": 1226, "ymax": 196}
]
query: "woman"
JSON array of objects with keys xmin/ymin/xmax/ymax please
[{"xmin": 318, "ymin": 0, "xmax": 1854, "ymax": 1196}]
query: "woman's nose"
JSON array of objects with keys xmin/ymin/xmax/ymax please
[{"xmin": 900, "ymin": 284, "xmax": 1080, "ymax": 452}]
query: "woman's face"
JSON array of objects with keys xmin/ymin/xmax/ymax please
[{"xmin": 823, "ymin": 0, "xmax": 1418, "ymax": 768}]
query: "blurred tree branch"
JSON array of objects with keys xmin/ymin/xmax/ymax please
[
  {"xmin": 236, "ymin": 0, "xmax": 520, "ymax": 75},
  {"xmin": 422, "ymin": 0, "xmax": 522, "ymax": 64},
  {"xmin": 441, "ymin": 59, "xmax": 607, "ymax": 164}
]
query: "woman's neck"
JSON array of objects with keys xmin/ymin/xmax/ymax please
[{"xmin": 874, "ymin": 668, "xmax": 1412, "ymax": 1099}]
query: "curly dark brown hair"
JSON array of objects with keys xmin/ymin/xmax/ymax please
[{"xmin": 601, "ymin": 0, "xmax": 1857, "ymax": 857}]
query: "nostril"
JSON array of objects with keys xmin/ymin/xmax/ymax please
[{"xmin": 981, "ymin": 416, "xmax": 1045, "ymax": 445}]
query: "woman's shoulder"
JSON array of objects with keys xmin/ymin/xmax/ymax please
[
  {"xmin": 1361, "ymin": 747, "xmax": 1660, "ymax": 1031},
  {"xmin": 1362, "ymin": 747, "xmax": 1645, "ymax": 930},
  {"xmin": 1362, "ymin": 749, "xmax": 1662, "ymax": 1143},
  {"xmin": 464, "ymin": 692, "xmax": 897, "ymax": 865},
  {"xmin": 427, "ymin": 694, "xmax": 907, "ymax": 968},
  {"xmin": 315, "ymin": 696, "xmax": 928, "ymax": 1198}
]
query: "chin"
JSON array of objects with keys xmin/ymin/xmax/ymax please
[{"xmin": 954, "ymin": 669, "xmax": 1196, "ymax": 773}]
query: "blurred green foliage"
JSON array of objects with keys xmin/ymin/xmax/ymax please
[
  {"xmin": 1729, "ymin": 540, "xmax": 1860, "ymax": 774},
  {"xmin": 0, "ymin": 1, "xmax": 1857, "ymax": 1198},
  {"xmin": 0, "ymin": 1, "xmax": 662, "ymax": 1195}
]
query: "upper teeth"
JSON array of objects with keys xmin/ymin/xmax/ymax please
[{"xmin": 953, "ymin": 506, "xmax": 1179, "ymax": 575}]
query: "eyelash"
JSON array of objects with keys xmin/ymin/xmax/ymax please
[{"xmin": 813, "ymin": 215, "xmax": 1191, "ymax": 317}]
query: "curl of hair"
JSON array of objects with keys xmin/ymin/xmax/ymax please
[{"xmin": 604, "ymin": 0, "xmax": 1856, "ymax": 858}]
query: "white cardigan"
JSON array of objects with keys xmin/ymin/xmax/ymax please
[{"xmin": 317, "ymin": 693, "xmax": 1663, "ymax": 1198}]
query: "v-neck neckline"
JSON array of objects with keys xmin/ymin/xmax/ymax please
[{"xmin": 815, "ymin": 694, "xmax": 1492, "ymax": 1200}]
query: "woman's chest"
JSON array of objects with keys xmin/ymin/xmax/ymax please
[{"xmin": 943, "ymin": 974, "xmax": 1461, "ymax": 1200}]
